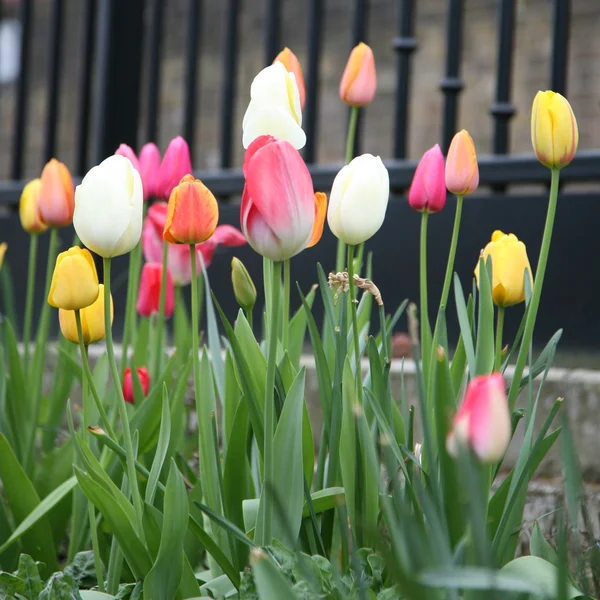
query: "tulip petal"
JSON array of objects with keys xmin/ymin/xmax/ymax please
[
  {"xmin": 242, "ymin": 105, "xmax": 306, "ymax": 150},
  {"xmin": 307, "ymin": 192, "xmax": 327, "ymax": 248}
]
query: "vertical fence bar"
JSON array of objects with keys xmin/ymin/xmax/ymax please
[
  {"xmin": 550, "ymin": 0, "xmax": 570, "ymax": 94},
  {"xmin": 76, "ymin": 0, "xmax": 97, "ymax": 175},
  {"xmin": 264, "ymin": 0, "xmax": 281, "ymax": 65},
  {"xmin": 184, "ymin": 0, "xmax": 202, "ymax": 157},
  {"xmin": 219, "ymin": 0, "xmax": 240, "ymax": 169},
  {"xmin": 350, "ymin": 0, "xmax": 368, "ymax": 158},
  {"xmin": 44, "ymin": 0, "xmax": 65, "ymax": 163},
  {"xmin": 303, "ymin": 0, "xmax": 324, "ymax": 164},
  {"xmin": 10, "ymin": 0, "xmax": 33, "ymax": 179},
  {"xmin": 146, "ymin": 0, "xmax": 165, "ymax": 142},
  {"xmin": 439, "ymin": 0, "xmax": 464, "ymax": 152},
  {"xmin": 392, "ymin": 0, "xmax": 417, "ymax": 159}
]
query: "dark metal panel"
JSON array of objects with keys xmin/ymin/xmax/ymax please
[
  {"xmin": 184, "ymin": 0, "xmax": 202, "ymax": 156},
  {"xmin": 264, "ymin": 0, "xmax": 281, "ymax": 65},
  {"xmin": 146, "ymin": 0, "xmax": 165, "ymax": 142},
  {"xmin": 550, "ymin": 0, "xmax": 570, "ymax": 93}
]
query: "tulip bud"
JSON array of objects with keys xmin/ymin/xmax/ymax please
[
  {"xmin": 242, "ymin": 62, "xmax": 305, "ymax": 150},
  {"xmin": 137, "ymin": 262, "xmax": 175, "ymax": 318},
  {"xmin": 19, "ymin": 179, "xmax": 48, "ymax": 235},
  {"xmin": 307, "ymin": 192, "xmax": 328, "ymax": 248},
  {"xmin": 327, "ymin": 154, "xmax": 389, "ymax": 245},
  {"xmin": 164, "ymin": 174, "xmax": 219, "ymax": 245},
  {"xmin": 445, "ymin": 130, "xmax": 479, "ymax": 196},
  {"xmin": 531, "ymin": 90, "xmax": 578, "ymax": 170},
  {"xmin": 38, "ymin": 159, "xmax": 75, "ymax": 228},
  {"xmin": 447, "ymin": 372, "xmax": 511, "ymax": 464},
  {"xmin": 0, "ymin": 243, "xmax": 6, "ymax": 272},
  {"xmin": 156, "ymin": 136, "xmax": 193, "ymax": 201},
  {"xmin": 48, "ymin": 247, "xmax": 99, "ymax": 310},
  {"xmin": 408, "ymin": 144, "xmax": 446, "ymax": 213},
  {"xmin": 59, "ymin": 284, "xmax": 113, "ymax": 345},
  {"xmin": 231, "ymin": 257, "xmax": 256, "ymax": 312},
  {"xmin": 274, "ymin": 47, "xmax": 305, "ymax": 109},
  {"xmin": 123, "ymin": 367, "xmax": 150, "ymax": 404},
  {"xmin": 339, "ymin": 42, "xmax": 377, "ymax": 107},
  {"xmin": 474, "ymin": 231, "xmax": 533, "ymax": 307}
]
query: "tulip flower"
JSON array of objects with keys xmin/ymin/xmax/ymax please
[
  {"xmin": 0, "ymin": 243, "xmax": 6, "ymax": 272},
  {"xmin": 531, "ymin": 90, "xmax": 578, "ymax": 170},
  {"xmin": 59, "ymin": 284, "xmax": 113, "ymax": 345},
  {"xmin": 48, "ymin": 247, "xmax": 99, "ymax": 310},
  {"xmin": 38, "ymin": 158, "xmax": 75, "ymax": 228},
  {"xmin": 19, "ymin": 179, "xmax": 48, "ymax": 234},
  {"xmin": 474, "ymin": 231, "xmax": 533, "ymax": 307},
  {"xmin": 445, "ymin": 130, "xmax": 479, "ymax": 195},
  {"xmin": 274, "ymin": 47, "xmax": 305, "ymax": 109},
  {"xmin": 231, "ymin": 257, "xmax": 257, "ymax": 311},
  {"xmin": 241, "ymin": 135, "xmax": 314, "ymax": 261},
  {"xmin": 163, "ymin": 175, "xmax": 219, "ymax": 245},
  {"xmin": 242, "ymin": 62, "xmax": 305, "ymax": 150},
  {"xmin": 339, "ymin": 42, "xmax": 377, "ymax": 107},
  {"xmin": 307, "ymin": 192, "xmax": 327, "ymax": 248},
  {"xmin": 156, "ymin": 136, "xmax": 193, "ymax": 201},
  {"xmin": 74, "ymin": 155, "xmax": 144, "ymax": 258},
  {"xmin": 447, "ymin": 372, "xmax": 511, "ymax": 464},
  {"xmin": 116, "ymin": 142, "xmax": 161, "ymax": 200},
  {"xmin": 408, "ymin": 144, "xmax": 446, "ymax": 213},
  {"xmin": 137, "ymin": 262, "xmax": 174, "ymax": 317},
  {"xmin": 123, "ymin": 367, "xmax": 150, "ymax": 404},
  {"xmin": 327, "ymin": 153, "xmax": 389, "ymax": 246}
]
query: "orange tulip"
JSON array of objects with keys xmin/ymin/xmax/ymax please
[
  {"xmin": 274, "ymin": 47, "xmax": 306, "ymax": 110},
  {"xmin": 39, "ymin": 159, "xmax": 75, "ymax": 227},
  {"xmin": 0, "ymin": 243, "xmax": 6, "ymax": 272},
  {"xmin": 19, "ymin": 178, "xmax": 48, "ymax": 234},
  {"xmin": 163, "ymin": 174, "xmax": 219, "ymax": 244},
  {"xmin": 445, "ymin": 130, "xmax": 479, "ymax": 196},
  {"xmin": 307, "ymin": 192, "xmax": 327, "ymax": 248},
  {"xmin": 339, "ymin": 42, "xmax": 376, "ymax": 107}
]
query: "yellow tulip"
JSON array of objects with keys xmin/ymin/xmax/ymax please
[
  {"xmin": 474, "ymin": 231, "xmax": 533, "ymax": 307},
  {"xmin": 0, "ymin": 243, "xmax": 7, "ymax": 272},
  {"xmin": 531, "ymin": 90, "xmax": 578, "ymax": 170},
  {"xmin": 19, "ymin": 179, "xmax": 49, "ymax": 234},
  {"xmin": 59, "ymin": 284, "xmax": 113, "ymax": 344},
  {"xmin": 48, "ymin": 247, "xmax": 99, "ymax": 310}
]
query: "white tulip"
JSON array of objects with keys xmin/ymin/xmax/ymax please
[
  {"xmin": 327, "ymin": 154, "xmax": 390, "ymax": 245},
  {"xmin": 74, "ymin": 155, "xmax": 143, "ymax": 258},
  {"xmin": 242, "ymin": 62, "xmax": 306, "ymax": 150}
]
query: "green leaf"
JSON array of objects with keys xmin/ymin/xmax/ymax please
[
  {"xmin": 145, "ymin": 386, "xmax": 171, "ymax": 506},
  {"xmin": 517, "ymin": 329, "xmax": 563, "ymax": 392},
  {"xmin": 64, "ymin": 551, "xmax": 98, "ymax": 589},
  {"xmin": 530, "ymin": 521, "xmax": 560, "ymax": 569},
  {"xmin": 453, "ymin": 274, "xmax": 476, "ymax": 379},
  {"xmin": 251, "ymin": 550, "xmax": 299, "ymax": 599},
  {"xmin": 301, "ymin": 488, "xmax": 345, "ymax": 518},
  {"xmin": 38, "ymin": 572, "xmax": 82, "ymax": 600},
  {"xmin": 16, "ymin": 553, "xmax": 43, "ymax": 599},
  {"xmin": 223, "ymin": 350, "xmax": 243, "ymax": 444},
  {"xmin": 474, "ymin": 257, "xmax": 495, "ymax": 376},
  {"xmin": 288, "ymin": 283, "xmax": 317, "ymax": 368}
]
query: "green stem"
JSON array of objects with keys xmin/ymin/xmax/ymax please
[
  {"xmin": 120, "ymin": 241, "xmax": 143, "ymax": 379},
  {"xmin": 507, "ymin": 168, "xmax": 560, "ymax": 410},
  {"xmin": 378, "ymin": 303, "xmax": 389, "ymax": 364},
  {"xmin": 245, "ymin": 307, "xmax": 253, "ymax": 330},
  {"xmin": 103, "ymin": 258, "xmax": 144, "ymax": 538},
  {"xmin": 439, "ymin": 195, "xmax": 463, "ymax": 311},
  {"xmin": 283, "ymin": 259, "xmax": 290, "ymax": 350},
  {"xmin": 153, "ymin": 240, "xmax": 169, "ymax": 378},
  {"xmin": 494, "ymin": 306, "xmax": 505, "ymax": 372},
  {"xmin": 347, "ymin": 245, "xmax": 363, "ymax": 398},
  {"xmin": 419, "ymin": 212, "xmax": 431, "ymax": 374},
  {"xmin": 23, "ymin": 234, "xmax": 38, "ymax": 369}
]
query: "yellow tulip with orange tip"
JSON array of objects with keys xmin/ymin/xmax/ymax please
[
  {"xmin": 0, "ymin": 243, "xmax": 7, "ymax": 272},
  {"xmin": 474, "ymin": 231, "xmax": 533, "ymax": 308},
  {"xmin": 48, "ymin": 247, "xmax": 99, "ymax": 310},
  {"xmin": 19, "ymin": 179, "xmax": 49, "ymax": 234},
  {"xmin": 339, "ymin": 42, "xmax": 377, "ymax": 107},
  {"xmin": 531, "ymin": 90, "xmax": 578, "ymax": 170},
  {"xmin": 59, "ymin": 284, "xmax": 113, "ymax": 345},
  {"xmin": 39, "ymin": 158, "xmax": 75, "ymax": 228}
]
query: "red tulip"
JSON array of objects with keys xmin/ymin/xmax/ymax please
[
  {"xmin": 156, "ymin": 136, "xmax": 193, "ymax": 201},
  {"xmin": 116, "ymin": 143, "xmax": 161, "ymax": 201},
  {"xmin": 241, "ymin": 135, "xmax": 314, "ymax": 261},
  {"xmin": 137, "ymin": 262, "xmax": 174, "ymax": 317},
  {"xmin": 123, "ymin": 367, "xmax": 150, "ymax": 404},
  {"xmin": 408, "ymin": 144, "xmax": 446, "ymax": 213}
]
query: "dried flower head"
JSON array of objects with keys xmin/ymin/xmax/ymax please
[
  {"xmin": 328, "ymin": 271, "xmax": 349, "ymax": 305},
  {"xmin": 353, "ymin": 275, "xmax": 382, "ymax": 306}
]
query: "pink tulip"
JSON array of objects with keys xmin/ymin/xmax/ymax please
[
  {"xmin": 241, "ymin": 135, "xmax": 314, "ymax": 261},
  {"xmin": 408, "ymin": 144, "xmax": 446, "ymax": 213},
  {"xmin": 447, "ymin": 372, "xmax": 511, "ymax": 464},
  {"xmin": 115, "ymin": 143, "xmax": 161, "ymax": 201},
  {"xmin": 156, "ymin": 136, "xmax": 193, "ymax": 201},
  {"xmin": 137, "ymin": 262, "xmax": 175, "ymax": 318}
]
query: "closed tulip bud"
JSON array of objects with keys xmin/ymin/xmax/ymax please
[
  {"xmin": 156, "ymin": 136, "xmax": 193, "ymax": 201},
  {"xmin": 327, "ymin": 154, "xmax": 389, "ymax": 245},
  {"xmin": 38, "ymin": 159, "xmax": 75, "ymax": 227},
  {"xmin": 0, "ymin": 243, "xmax": 6, "ymax": 272},
  {"xmin": 474, "ymin": 230, "xmax": 533, "ymax": 307},
  {"xmin": 48, "ymin": 247, "xmax": 99, "ymax": 310},
  {"xmin": 339, "ymin": 42, "xmax": 377, "ymax": 107},
  {"xmin": 137, "ymin": 262, "xmax": 174, "ymax": 318},
  {"xmin": 242, "ymin": 62, "xmax": 305, "ymax": 150},
  {"xmin": 123, "ymin": 367, "xmax": 150, "ymax": 404},
  {"xmin": 241, "ymin": 135, "xmax": 314, "ymax": 261},
  {"xmin": 531, "ymin": 90, "xmax": 578, "ymax": 170},
  {"xmin": 59, "ymin": 284, "xmax": 113, "ymax": 345},
  {"xmin": 164, "ymin": 175, "xmax": 219, "ymax": 245},
  {"xmin": 115, "ymin": 142, "xmax": 161, "ymax": 201},
  {"xmin": 307, "ymin": 192, "xmax": 328, "ymax": 248},
  {"xmin": 408, "ymin": 144, "xmax": 446, "ymax": 213},
  {"xmin": 447, "ymin": 372, "xmax": 511, "ymax": 464},
  {"xmin": 445, "ymin": 130, "xmax": 479, "ymax": 195},
  {"xmin": 231, "ymin": 257, "xmax": 256, "ymax": 311},
  {"xmin": 274, "ymin": 47, "xmax": 305, "ymax": 109},
  {"xmin": 74, "ymin": 155, "xmax": 143, "ymax": 258},
  {"xmin": 19, "ymin": 179, "xmax": 48, "ymax": 234}
]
